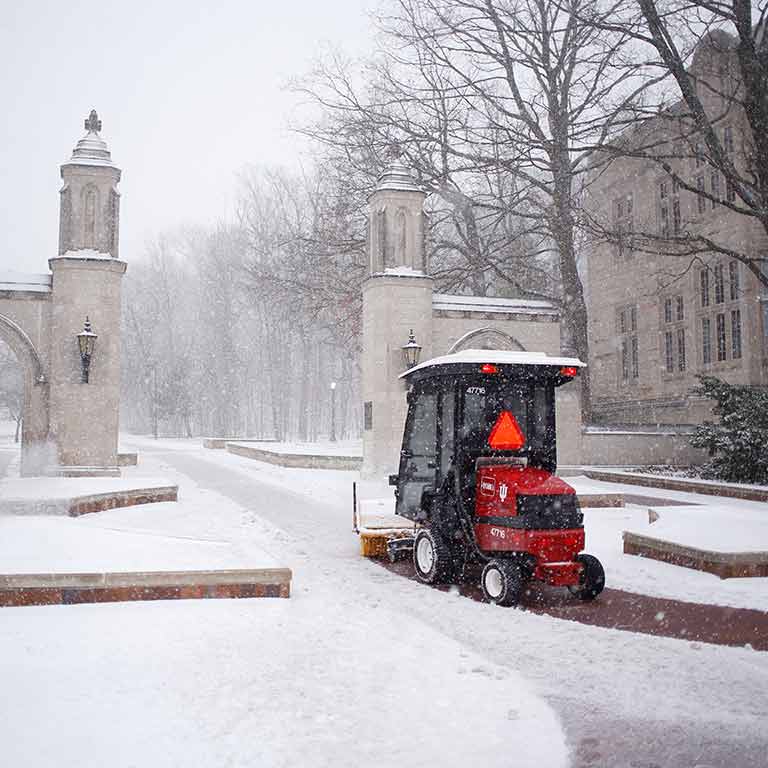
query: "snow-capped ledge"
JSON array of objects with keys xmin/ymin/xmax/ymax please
[
  {"xmin": 371, "ymin": 267, "xmax": 431, "ymax": 279},
  {"xmin": 56, "ymin": 249, "xmax": 117, "ymax": 261},
  {"xmin": 0, "ymin": 271, "xmax": 52, "ymax": 294},
  {"xmin": 433, "ymin": 293, "xmax": 558, "ymax": 316}
]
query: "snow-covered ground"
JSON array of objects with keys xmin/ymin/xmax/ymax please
[
  {"xmin": 2, "ymin": 600, "xmax": 567, "ymax": 768},
  {"xmin": 162, "ymin": 443, "xmax": 768, "ymax": 612},
  {"xmin": 2, "ymin": 437, "xmax": 568, "ymax": 768},
  {"xmin": 2, "ymin": 436, "xmax": 767, "ymax": 767},
  {"xmin": 586, "ymin": 505, "xmax": 768, "ymax": 611},
  {"xmin": 0, "ymin": 493, "xmax": 277, "ymax": 573},
  {"xmin": 623, "ymin": 502, "xmax": 768, "ymax": 554}
]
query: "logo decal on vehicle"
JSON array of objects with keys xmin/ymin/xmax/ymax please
[
  {"xmin": 480, "ymin": 477, "xmax": 496, "ymax": 496},
  {"xmin": 499, "ymin": 483, "xmax": 508, "ymax": 502}
]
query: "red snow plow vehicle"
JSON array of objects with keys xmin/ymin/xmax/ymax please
[{"xmin": 390, "ymin": 350, "xmax": 605, "ymax": 606}]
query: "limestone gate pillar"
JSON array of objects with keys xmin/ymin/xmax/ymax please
[
  {"xmin": 47, "ymin": 111, "xmax": 126, "ymax": 475},
  {"xmin": 362, "ymin": 161, "xmax": 432, "ymax": 479}
]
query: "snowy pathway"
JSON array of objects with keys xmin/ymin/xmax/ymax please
[
  {"xmin": 3, "ymin": 438, "xmax": 767, "ymax": 767},
  {"xmin": 1, "ymin": 443, "xmax": 566, "ymax": 768},
  {"xmin": 137, "ymin": 441, "xmax": 768, "ymax": 768}
]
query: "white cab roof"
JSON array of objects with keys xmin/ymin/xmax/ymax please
[{"xmin": 400, "ymin": 348, "xmax": 586, "ymax": 378}]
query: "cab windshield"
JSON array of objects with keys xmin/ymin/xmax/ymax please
[{"xmin": 459, "ymin": 378, "xmax": 556, "ymax": 470}]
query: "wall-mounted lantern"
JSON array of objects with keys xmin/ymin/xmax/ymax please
[
  {"xmin": 77, "ymin": 316, "xmax": 97, "ymax": 383},
  {"xmin": 401, "ymin": 329, "xmax": 422, "ymax": 369}
]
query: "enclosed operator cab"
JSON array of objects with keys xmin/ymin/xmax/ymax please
[
  {"xmin": 392, "ymin": 349, "xmax": 604, "ymax": 606},
  {"xmin": 394, "ymin": 350, "xmax": 573, "ymax": 523}
]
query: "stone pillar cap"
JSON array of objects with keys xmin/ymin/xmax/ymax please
[
  {"xmin": 62, "ymin": 110, "xmax": 119, "ymax": 171},
  {"xmin": 374, "ymin": 160, "xmax": 423, "ymax": 194}
]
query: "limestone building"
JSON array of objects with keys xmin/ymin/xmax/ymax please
[{"xmin": 585, "ymin": 32, "xmax": 768, "ymax": 424}]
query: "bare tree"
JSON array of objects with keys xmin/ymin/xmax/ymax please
[
  {"xmin": 294, "ymin": 48, "xmax": 557, "ymax": 301},
  {"xmin": 237, "ymin": 165, "xmax": 363, "ymax": 440},
  {"xmin": 296, "ymin": 0, "xmax": 652, "ymax": 415}
]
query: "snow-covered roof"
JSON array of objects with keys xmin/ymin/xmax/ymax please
[
  {"xmin": 0, "ymin": 271, "xmax": 52, "ymax": 293},
  {"xmin": 401, "ymin": 348, "xmax": 586, "ymax": 378},
  {"xmin": 433, "ymin": 294, "xmax": 558, "ymax": 316}
]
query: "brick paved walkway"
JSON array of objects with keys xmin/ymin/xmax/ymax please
[{"xmin": 379, "ymin": 559, "xmax": 768, "ymax": 650}]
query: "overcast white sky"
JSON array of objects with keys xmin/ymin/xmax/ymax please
[{"xmin": 0, "ymin": 0, "xmax": 374, "ymax": 273}]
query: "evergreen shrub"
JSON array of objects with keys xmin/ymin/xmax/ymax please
[{"xmin": 690, "ymin": 376, "xmax": 768, "ymax": 484}]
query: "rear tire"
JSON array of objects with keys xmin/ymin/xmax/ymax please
[
  {"xmin": 571, "ymin": 554, "xmax": 605, "ymax": 601},
  {"xmin": 413, "ymin": 527, "xmax": 453, "ymax": 585},
  {"xmin": 481, "ymin": 560, "xmax": 524, "ymax": 607}
]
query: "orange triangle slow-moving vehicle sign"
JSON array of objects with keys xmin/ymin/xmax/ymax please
[{"xmin": 488, "ymin": 410, "xmax": 526, "ymax": 451}]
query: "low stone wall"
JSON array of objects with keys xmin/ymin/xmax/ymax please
[
  {"xmin": 623, "ymin": 532, "xmax": 768, "ymax": 579},
  {"xmin": 578, "ymin": 493, "xmax": 624, "ymax": 508},
  {"xmin": 203, "ymin": 438, "xmax": 277, "ymax": 450},
  {"xmin": 68, "ymin": 486, "xmax": 178, "ymax": 516},
  {"xmin": 555, "ymin": 388, "xmax": 706, "ymax": 467},
  {"xmin": 0, "ymin": 568, "xmax": 292, "ymax": 607},
  {"xmin": 580, "ymin": 429, "xmax": 706, "ymax": 467},
  {"xmin": 226, "ymin": 442, "xmax": 363, "ymax": 471},
  {"xmin": 586, "ymin": 470, "xmax": 768, "ymax": 502}
]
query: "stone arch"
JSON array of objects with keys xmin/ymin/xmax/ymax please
[
  {"xmin": 0, "ymin": 314, "xmax": 46, "ymax": 385},
  {"xmin": 0, "ymin": 313, "xmax": 50, "ymax": 475},
  {"xmin": 448, "ymin": 327, "xmax": 526, "ymax": 353}
]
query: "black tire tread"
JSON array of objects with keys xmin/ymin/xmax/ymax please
[
  {"xmin": 574, "ymin": 553, "xmax": 605, "ymax": 601},
  {"xmin": 480, "ymin": 559, "xmax": 524, "ymax": 607},
  {"xmin": 413, "ymin": 527, "xmax": 454, "ymax": 585}
]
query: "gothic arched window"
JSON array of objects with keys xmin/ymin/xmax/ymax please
[
  {"xmin": 83, "ymin": 186, "xmax": 98, "ymax": 248},
  {"xmin": 375, "ymin": 207, "xmax": 386, "ymax": 272},
  {"xmin": 395, "ymin": 208, "xmax": 408, "ymax": 266},
  {"xmin": 108, "ymin": 189, "xmax": 120, "ymax": 257}
]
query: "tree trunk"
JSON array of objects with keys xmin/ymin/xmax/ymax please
[
  {"xmin": 298, "ymin": 332, "xmax": 310, "ymax": 441},
  {"xmin": 551, "ymin": 168, "xmax": 592, "ymax": 421}
]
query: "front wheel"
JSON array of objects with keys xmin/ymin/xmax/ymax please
[
  {"xmin": 570, "ymin": 553, "xmax": 605, "ymax": 601},
  {"xmin": 413, "ymin": 527, "xmax": 453, "ymax": 585},
  {"xmin": 481, "ymin": 560, "xmax": 524, "ymax": 607}
]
